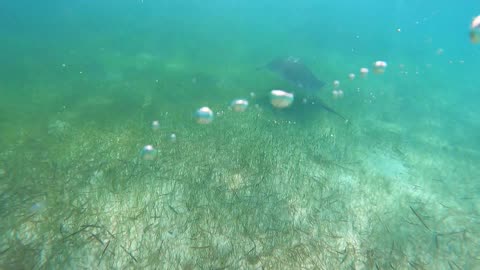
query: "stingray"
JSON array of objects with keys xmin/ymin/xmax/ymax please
[
  {"xmin": 261, "ymin": 56, "xmax": 347, "ymax": 121},
  {"xmin": 264, "ymin": 56, "xmax": 326, "ymax": 93}
]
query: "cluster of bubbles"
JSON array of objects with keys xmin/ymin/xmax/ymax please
[
  {"xmin": 330, "ymin": 60, "xmax": 387, "ymax": 99},
  {"xmin": 138, "ymin": 15, "xmax": 480, "ymax": 160},
  {"xmin": 139, "ymin": 120, "xmax": 178, "ymax": 160},
  {"xmin": 140, "ymin": 12, "xmax": 480, "ymax": 159},
  {"xmin": 140, "ymin": 60, "xmax": 389, "ymax": 160},
  {"xmin": 332, "ymin": 80, "xmax": 343, "ymax": 99},
  {"xmin": 140, "ymin": 99, "xmax": 251, "ymax": 160}
]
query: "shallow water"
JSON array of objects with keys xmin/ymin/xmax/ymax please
[{"xmin": 1, "ymin": 1, "xmax": 480, "ymax": 269}]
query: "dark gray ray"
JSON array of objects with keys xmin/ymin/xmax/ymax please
[
  {"xmin": 262, "ymin": 56, "xmax": 347, "ymax": 121},
  {"xmin": 265, "ymin": 56, "xmax": 325, "ymax": 93}
]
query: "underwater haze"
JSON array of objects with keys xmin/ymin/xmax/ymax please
[{"xmin": 1, "ymin": 0, "xmax": 480, "ymax": 269}]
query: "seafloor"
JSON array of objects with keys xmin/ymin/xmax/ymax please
[{"xmin": 0, "ymin": 44, "xmax": 479, "ymax": 269}]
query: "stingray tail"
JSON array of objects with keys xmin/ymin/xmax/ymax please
[{"xmin": 316, "ymin": 99, "xmax": 349, "ymax": 122}]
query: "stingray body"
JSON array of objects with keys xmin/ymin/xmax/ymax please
[
  {"xmin": 263, "ymin": 56, "xmax": 346, "ymax": 121},
  {"xmin": 266, "ymin": 56, "xmax": 325, "ymax": 93}
]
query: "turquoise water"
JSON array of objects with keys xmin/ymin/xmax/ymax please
[{"xmin": 1, "ymin": 1, "xmax": 480, "ymax": 269}]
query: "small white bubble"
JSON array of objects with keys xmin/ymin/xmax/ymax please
[
  {"xmin": 152, "ymin": 120, "xmax": 160, "ymax": 131},
  {"xmin": 230, "ymin": 99, "xmax": 249, "ymax": 112},
  {"xmin": 360, "ymin": 67, "xmax": 369, "ymax": 77},
  {"xmin": 373, "ymin": 61, "xmax": 387, "ymax": 74},
  {"xmin": 470, "ymin": 16, "xmax": 480, "ymax": 43},
  {"xmin": 332, "ymin": 90, "xmax": 344, "ymax": 99},
  {"xmin": 195, "ymin": 107, "xmax": 214, "ymax": 124},
  {"xmin": 270, "ymin": 90, "xmax": 294, "ymax": 109},
  {"xmin": 333, "ymin": 80, "xmax": 340, "ymax": 88},
  {"xmin": 140, "ymin": 145, "xmax": 156, "ymax": 160}
]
